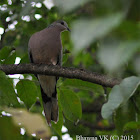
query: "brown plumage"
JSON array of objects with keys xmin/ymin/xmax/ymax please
[{"xmin": 28, "ymin": 20, "xmax": 70, "ymax": 125}]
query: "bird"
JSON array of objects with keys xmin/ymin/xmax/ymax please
[{"xmin": 28, "ymin": 20, "xmax": 70, "ymax": 125}]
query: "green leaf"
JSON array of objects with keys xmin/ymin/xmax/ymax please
[
  {"xmin": 115, "ymin": 101, "xmax": 138, "ymax": 136},
  {"xmin": 3, "ymin": 50, "xmax": 16, "ymax": 64},
  {"xmin": 0, "ymin": 46, "xmax": 14, "ymax": 60},
  {"xmin": 98, "ymin": 40, "xmax": 140, "ymax": 72},
  {"xmin": 53, "ymin": 0, "xmax": 91, "ymax": 14},
  {"xmin": 5, "ymin": 108, "xmax": 51, "ymax": 139},
  {"xmin": 16, "ymin": 80, "xmax": 38, "ymax": 109},
  {"xmin": 71, "ymin": 12, "xmax": 124, "ymax": 52},
  {"xmin": 0, "ymin": 116, "xmax": 21, "ymax": 140},
  {"xmin": 20, "ymin": 53, "xmax": 30, "ymax": 64},
  {"xmin": 101, "ymin": 76, "xmax": 140, "ymax": 119},
  {"xmin": 0, "ymin": 71, "xmax": 19, "ymax": 107},
  {"xmin": 52, "ymin": 90, "xmax": 63, "ymax": 137},
  {"xmin": 60, "ymin": 88, "xmax": 82, "ymax": 122},
  {"xmin": 118, "ymin": 21, "xmax": 140, "ymax": 40},
  {"xmin": 63, "ymin": 79, "xmax": 104, "ymax": 94},
  {"xmin": 124, "ymin": 121, "xmax": 140, "ymax": 131},
  {"xmin": 62, "ymin": 53, "xmax": 69, "ymax": 65}
]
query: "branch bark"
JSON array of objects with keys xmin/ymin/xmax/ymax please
[{"xmin": 0, "ymin": 64, "xmax": 121, "ymax": 88}]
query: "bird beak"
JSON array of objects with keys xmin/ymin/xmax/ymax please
[{"xmin": 67, "ymin": 27, "xmax": 71, "ymax": 32}]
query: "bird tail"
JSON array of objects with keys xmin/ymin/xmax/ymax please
[{"xmin": 41, "ymin": 87, "xmax": 58, "ymax": 126}]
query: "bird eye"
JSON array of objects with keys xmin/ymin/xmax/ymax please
[{"xmin": 61, "ymin": 21, "xmax": 64, "ymax": 25}]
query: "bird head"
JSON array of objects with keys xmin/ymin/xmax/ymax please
[{"xmin": 51, "ymin": 20, "xmax": 71, "ymax": 32}]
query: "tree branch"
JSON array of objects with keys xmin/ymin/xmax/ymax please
[{"xmin": 0, "ymin": 64, "xmax": 121, "ymax": 88}]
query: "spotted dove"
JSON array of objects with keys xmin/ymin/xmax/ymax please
[{"xmin": 28, "ymin": 20, "xmax": 70, "ymax": 125}]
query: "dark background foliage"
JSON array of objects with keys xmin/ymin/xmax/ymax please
[{"xmin": 0, "ymin": 0, "xmax": 140, "ymax": 139}]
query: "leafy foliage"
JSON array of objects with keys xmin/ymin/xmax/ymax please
[
  {"xmin": 102, "ymin": 76, "xmax": 140, "ymax": 119},
  {"xmin": 0, "ymin": 116, "xmax": 21, "ymax": 140},
  {"xmin": 5, "ymin": 108, "xmax": 51, "ymax": 139},
  {"xmin": 0, "ymin": 71, "xmax": 19, "ymax": 107},
  {"xmin": 0, "ymin": 0, "xmax": 140, "ymax": 139},
  {"xmin": 71, "ymin": 12, "xmax": 124, "ymax": 52},
  {"xmin": 16, "ymin": 80, "xmax": 38, "ymax": 109},
  {"xmin": 60, "ymin": 88, "xmax": 82, "ymax": 122}
]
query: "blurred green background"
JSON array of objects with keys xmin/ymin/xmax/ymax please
[{"xmin": 0, "ymin": 0, "xmax": 140, "ymax": 139}]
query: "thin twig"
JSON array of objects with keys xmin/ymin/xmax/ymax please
[{"xmin": 79, "ymin": 120, "xmax": 115, "ymax": 131}]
